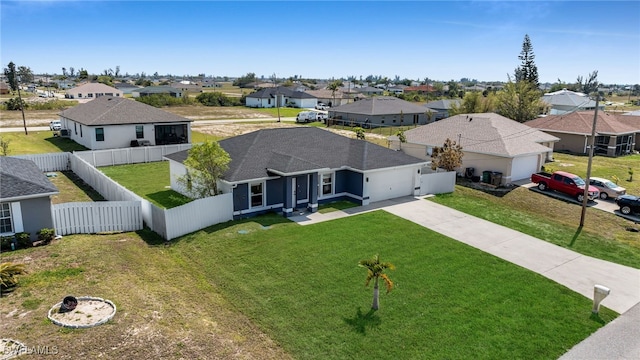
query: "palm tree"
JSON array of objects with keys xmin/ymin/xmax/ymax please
[
  {"xmin": 358, "ymin": 255, "xmax": 395, "ymax": 310},
  {"xmin": 327, "ymin": 79, "xmax": 343, "ymax": 108},
  {"xmin": 0, "ymin": 262, "xmax": 26, "ymax": 297}
]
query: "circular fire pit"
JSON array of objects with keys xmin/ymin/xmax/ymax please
[{"xmin": 48, "ymin": 296, "xmax": 116, "ymax": 329}]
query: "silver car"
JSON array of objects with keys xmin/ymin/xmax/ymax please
[{"xmin": 589, "ymin": 177, "xmax": 626, "ymax": 200}]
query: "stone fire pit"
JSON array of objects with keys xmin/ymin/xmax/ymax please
[{"xmin": 48, "ymin": 296, "xmax": 116, "ymax": 329}]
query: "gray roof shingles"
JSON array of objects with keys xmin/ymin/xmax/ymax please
[
  {"xmin": 166, "ymin": 127, "xmax": 426, "ymax": 182},
  {"xmin": 403, "ymin": 113, "xmax": 558, "ymax": 157},
  {"xmin": 1, "ymin": 157, "xmax": 59, "ymax": 200},
  {"xmin": 59, "ymin": 96, "xmax": 191, "ymax": 126},
  {"xmin": 330, "ymin": 96, "xmax": 428, "ymax": 115}
]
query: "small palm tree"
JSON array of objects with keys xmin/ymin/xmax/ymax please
[
  {"xmin": 358, "ymin": 255, "xmax": 395, "ymax": 310},
  {"xmin": 0, "ymin": 262, "xmax": 26, "ymax": 297}
]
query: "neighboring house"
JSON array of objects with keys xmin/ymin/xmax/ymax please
[
  {"xmin": 389, "ymin": 113, "xmax": 558, "ymax": 184},
  {"xmin": 66, "ymin": 83, "xmax": 123, "ymax": 100},
  {"xmin": 355, "ymin": 86, "xmax": 384, "ymax": 96},
  {"xmin": 423, "ymin": 99, "xmax": 462, "ymax": 120},
  {"xmin": 526, "ymin": 111, "xmax": 638, "ymax": 156},
  {"xmin": 114, "ymin": 82, "xmax": 141, "ymax": 94},
  {"xmin": 170, "ymin": 82, "xmax": 203, "ymax": 93},
  {"xmin": 0, "ymin": 157, "xmax": 59, "ymax": 241},
  {"xmin": 0, "ymin": 82, "xmax": 9, "ymax": 94},
  {"xmin": 620, "ymin": 114, "xmax": 640, "ymax": 151},
  {"xmin": 165, "ymin": 127, "xmax": 429, "ymax": 218},
  {"xmin": 131, "ymin": 86, "xmax": 184, "ymax": 98},
  {"xmin": 541, "ymin": 89, "xmax": 604, "ymax": 115},
  {"xmin": 58, "ymin": 96, "xmax": 192, "ymax": 150},
  {"xmin": 387, "ymin": 85, "xmax": 407, "ymax": 94},
  {"xmin": 404, "ymin": 85, "xmax": 435, "ymax": 94},
  {"xmin": 328, "ymin": 96, "xmax": 433, "ymax": 128},
  {"xmin": 305, "ymin": 89, "xmax": 351, "ymax": 107},
  {"xmin": 245, "ymin": 86, "xmax": 316, "ymax": 108}
]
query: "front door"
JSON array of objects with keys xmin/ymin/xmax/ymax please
[{"xmin": 292, "ymin": 177, "xmax": 297, "ymax": 210}]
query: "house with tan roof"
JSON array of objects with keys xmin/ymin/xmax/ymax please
[
  {"xmin": 526, "ymin": 111, "xmax": 638, "ymax": 156},
  {"xmin": 66, "ymin": 83, "xmax": 123, "ymax": 100},
  {"xmin": 58, "ymin": 96, "xmax": 192, "ymax": 150},
  {"xmin": 389, "ymin": 113, "xmax": 559, "ymax": 184}
]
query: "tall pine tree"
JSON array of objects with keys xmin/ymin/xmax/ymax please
[{"xmin": 514, "ymin": 34, "xmax": 539, "ymax": 89}]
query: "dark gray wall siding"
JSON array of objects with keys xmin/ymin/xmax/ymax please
[
  {"xmin": 266, "ymin": 178, "xmax": 284, "ymax": 206},
  {"xmin": 233, "ymin": 183, "xmax": 249, "ymax": 211},
  {"xmin": 335, "ymin": 170, "xmax": 363, "ymax": 196},
  {"xmin": 20, "ymin": 197, "xmax": 53, "ymax": 241}
]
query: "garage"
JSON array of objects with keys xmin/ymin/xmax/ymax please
[
  {"xmin": 367, "ymin": 167, "xmax": 416, "ymax": 203},
  {"xmin": 511, "ymin": 154, "xmax": 540, "ymax": 182}
]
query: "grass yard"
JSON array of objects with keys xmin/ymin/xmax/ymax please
[
  {"xmin": 548, "ymin": 153, "xmax": 640, "ymax": 194},
  {"xmin": 317, "ymin": 200, "xmax": 359, "ymax": 213},
  {"xmin": 170, "ymin": 211, "xmax": 616, "ymax": 359},
  {"xmin": 0, "ymin": 131, "xmax": 87, "ymax": 154},
  {"xmin": 48, "ymin": 171, "xmax": 105, "ymax": 203},
  {"xmin": 0, "ymin": 211, "xmax": 616, "ymax": 359},
  {"xmin": 99, "ymin": 161, "xmax": 192, "ymax": 209}
]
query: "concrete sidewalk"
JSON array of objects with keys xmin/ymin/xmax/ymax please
[{"xmin": 290, "ymin": 196, "xmax": 640, "ymax": 314}]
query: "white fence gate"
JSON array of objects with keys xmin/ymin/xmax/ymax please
[
  {"xmin": 53, "ymin": 201, "xmax": 142, "ymax": 235},
  {"xmin": 419, "ymin": 170, "xmax": 456, "ymax": 195}
]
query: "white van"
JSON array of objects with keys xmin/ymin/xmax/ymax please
[{"xmin": 296, "ymin": 111, "xmax": 314, "ymax": 123}]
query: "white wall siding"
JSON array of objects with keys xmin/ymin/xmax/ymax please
[{"xmin": 52, "ymin": 201, "xmax": 142, "ymax": 235}]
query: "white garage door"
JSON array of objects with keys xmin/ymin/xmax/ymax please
[
  {"xmin": 367, "ymin": 168, "xmax": 415, "ymax": 203},
  {"xmin": 511, "ymin": 155, "xmax": 539, "ymax": 182}
]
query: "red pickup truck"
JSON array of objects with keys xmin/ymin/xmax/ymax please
[{"xmin": 530, "ymin": 171, "xmax": 600, "ymax": 202}]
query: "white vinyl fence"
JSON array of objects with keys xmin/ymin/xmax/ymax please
[
  {"xmin": 75, "ymin": 144, "xmax": 192, "ymax": 167},
  {"xmin": 53, "ymin": 201, "xmax": 142, "ymax": 235},
  {"xmin": 419, "ymin": 170, "xmax": 456, "ymax": 195},
  {"xmin": 164, "ymin": 194, "xmax": 233, "ymax": 240},
  {"xmin": 14, "ymin": 153, "xmax": 71, "ymax": 172}
]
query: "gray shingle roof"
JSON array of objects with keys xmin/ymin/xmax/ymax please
[
  {"xmin": 542, "ymin": 89, "xmax": 598, "ymax": 108},
  {"xmin": 59, "ymin": 96, "xmax": 191, "ymax": 126},
  {"xmin": 402, "ymin": 113, "xmax": 558, "ymax": 157},
  {"xmin": 0, "ymin": 157, "xmax": 59, "ymax": 200},
  {"xmin": 246, "ymin": 86, "xmax": 315, "ymax": 99},
  {"xmin": 330, "ymin": 96, "xmax": 428, "ymax": 115},
  {"xmin": 132, "ymin": 86, "xmax": 183, "ymax": 94},
  {"xmin": 67, "ymin": 82, "xmax": 122, "ymax": 94},
  {"xmin": 166, "ymin": 127, "xmax": 426, "ymax": 182},
  {"xmin": 423, "ymin": 99, "xmax": 461, "ymax": 110}
]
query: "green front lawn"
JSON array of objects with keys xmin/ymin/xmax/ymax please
[
  {"xmin": 99, "ymin": 161, "xmax": 191, "ymax": 209},
  {"xmin": 549, "ymin": 153, "xmax": 640, "ymax": 194},
  {"xmin": 171, "ymin": 210, "xmax": 616, "ymax": 359}
]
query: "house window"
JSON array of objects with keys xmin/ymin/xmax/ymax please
[
  {"xmin": 250, "ymin": 183, "xmax": 263, "ymax": 207},
  {"xmin": 88, "ymin": 93, "xmax": 93, "ymax": 98},
  {"xmin": 322, "ymin": 173, "xmax": 333, "ymax": 195},
  {"xmin": 95, "ymin": 128, "xmax": 105, "ymax": 142},
  {"xmin": 74, "ymin": 123, "xmax": 77, "ymax": 135},
  {"xmin": 135, "ymin": 125, "xmax": 144, "ymax": 139},
  {"xmin": 80, "ymin": 124, "xmax": 83, "ymax": 137},
  {"xmin": 0, "ymin": 203, "xmax": 13, "ymax": 234},
  {"xmin": 78, "ymin": 93, "xmax": 82, "ymax": 98}
]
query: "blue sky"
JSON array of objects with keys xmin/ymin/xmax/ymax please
[{"xmin": 2, "ymin": 1, "xmax": 639, "ymax": 84}]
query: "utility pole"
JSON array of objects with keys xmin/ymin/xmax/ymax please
[
  {"xmin": 580, "ymin": 95, "xmax": 599, "ymax": 227},
  {"xmin": 273, "ymin": 73, "xmax": 281, "ymax": 122}
]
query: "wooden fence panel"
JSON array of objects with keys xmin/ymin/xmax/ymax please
[{"xmin": 53, "ymin": 201, "xmax": 142, "ymax": 235}]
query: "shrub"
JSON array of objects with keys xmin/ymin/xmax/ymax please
[
  {"xmin": 0, "ymin": 262, "xmax": 26, "ymax": 296},
  {"xmin": 37, "ymin": 228, "xmax": 55, "ymax": 245},
  {"xmin": 196, "ymin": 91, "xmax": 239, "ymax": 106},
  {"xmin": 0, "ymin": 236, "xmax": 14, "ymax": 251},
  {"xmin": 2, "ymin": 97, "xmax": 28, "ymax": 110},
  {"xmin": 15, "ymin": 232, "xmax": 31, "ymax": 249}
]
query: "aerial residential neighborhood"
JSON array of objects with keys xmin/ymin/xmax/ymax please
[{"xmin": 1, "ymin": 1, "xmax": 639, "ymax": 359}]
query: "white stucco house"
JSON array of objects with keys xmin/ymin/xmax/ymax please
[
  {"xmin": 389, "ymin": 113, "xmax": 559, "ymax": 184},
  {"xmin": 58, "ymin": 96, "xmax": 192, "ymax": 150},
  {"xmin": 245, "ymin": 86, "xmax": 316, "ymax": 108},
  {"xmin": 66, "ymin": 83, "xmax": 123, "ymax": 100}
]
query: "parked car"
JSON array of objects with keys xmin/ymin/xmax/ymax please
[
  {"xmin": 615, "ymin": 194, "xmax": 640, "ymax": 215},
  {"xmin": 296, "ymin": 111, "xmax": 314, "ymax": 123},
  {"xmin": 316, "ymin": 112, "xmax": 327, "ymax": 122},
  {"xmin": 315, "ymin": 103, "xmax": 328, "ymax": 110},
  {"xmin": 530, "ymin": 170, "xmax": 599, "ymax": 202},
  {"xmin": 588, "ymin": 177, "xmax": 626, "ymax": 200},
  {"xmin": 49, "ymin": 120, "xmax": 62, "ymax": 131}
]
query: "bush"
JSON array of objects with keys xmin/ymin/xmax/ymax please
[
  {"xmin": 196, "ymin": 91, "xmax": 239, "ymax": 106},
  {"xmin": 0, "ymin": 236, "xmax": 14, "ymax": 251},
  {"xmin": 2, "ymin": 97, "xmax": 28, "ymax": 110},
  {"xmin": 15, "ymin": 232, "xmax": 31, "ymax": 249},
  {"xmin": 37, "ymin": 228, "xmax": 55, "ymax": 245},
  {"xmin": 28, "ymin": 99, "xmax": 78, "ymax": 110},
  {"xmin": 135, "ymin": 93, "xmax": 193, "ymax": 107}
]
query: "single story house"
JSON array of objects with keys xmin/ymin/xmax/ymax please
[
  {"xmin": 387, "ymin": 85, "xmax": 407, "ymax": 94},
  {"xmin": 1, "ymin": 157, "xmax": 59, "ymax": 241},
  {"xmin": 620, "ymin": 114, "xmax": 640, "ymax": 151},
  {"xmin": 170, "ymin": 82, "xmax": 203, "ymax": 93},
  {"xmin": 390, "ymin": 113, "xmax": 559, "ymax": 184},
  {"xmin": 66, "ymin": 83, "xmax": 123, "ymax": 100},
  {"xmin": 355, "ymin": 86, "xmax": 384, "ymax": 96},
  {"xmin": 404, "ymin": 85, "xmax": 435, "ymax": 94},
  {"xmin": 131, "ymin": 86, "xmax": 184, "ymax": 98},
  {"xmin": 245, "ymin": 86, "xmax": 316, "ymax": 108},
  {"xmin": 328, "ymin": 96, "xmax": 433, "ymax": 128},
  {"xmin": 305, "ymin": 89, "xmax": 352, "ymax": 107},
  {"xmin": 525, "ymin": 111, "xmax": 638, "ymax": 156},
  {"xmin": 165, "ymin": 127, "xmax": 429, "ymax": 218},
  {"xmin": 58, "ymin": 96, "xmax": 192, "ymax": 150},
  {"xmin": 423, "ymin": 99, "xmax": 462, "ymax": 121},
  {"xmin": 541, "ymin": 89, "xmax": 604, "ymax": 115},
  {"xmin": 114, "ymin": 82, "xmax": 141, "ymax": 94},
  {"xmin": 0, "ymin": 82, "xmax": 9, "ymax": 94}
]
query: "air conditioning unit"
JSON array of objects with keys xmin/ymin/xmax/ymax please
[{"xmin": 59, "ymin": 129, "xmax": 71, "ymax": 138}]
